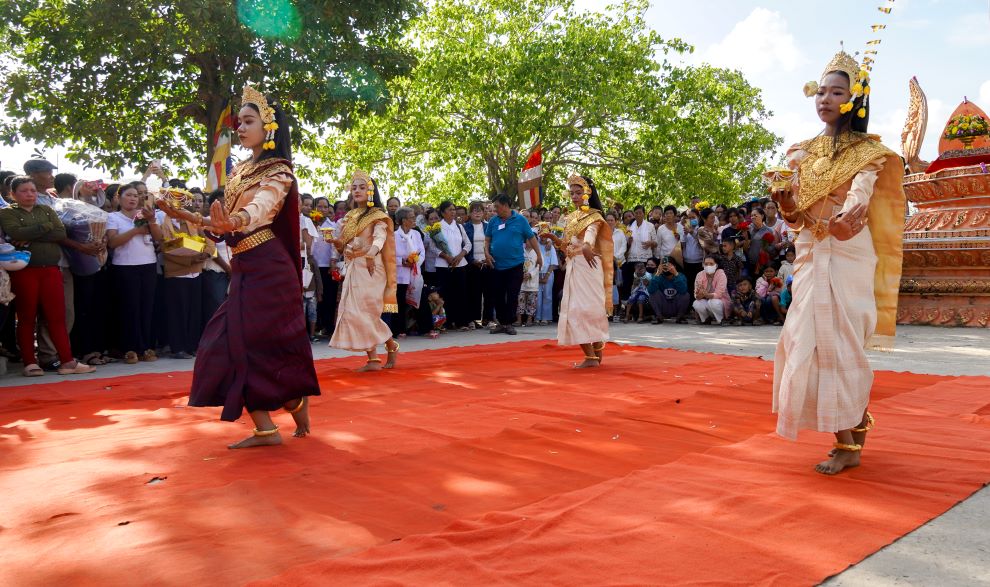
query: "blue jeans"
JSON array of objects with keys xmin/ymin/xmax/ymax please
[{"xmin": 536, "ymin": 273, "xmax": 554, "ymax": 321}]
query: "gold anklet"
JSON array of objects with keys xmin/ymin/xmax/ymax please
[
  {"xmin": 386, "ymin": 340, "xmax": 400, "ymax": 353},
  {"xmin": 593, "ymin": 342, "xmax": 605, "ymax": 351},
  {"xmin": 366, "ymin": 358, "xmax": 382, "ymax": 364},
  {"xmin": 584, "ymin": 355, "xmax": 601, "ymax": 361},
  {"xmin": 286, "ymin": 397, "xmax": 306, "ymax": 414},
  {"xmin": 253, "ymin": 425, "xmax": 279, "ymax": 437},
  {"xmin": 833, "ymin": 442, "xmax": 862, "ymax": 452},
  {"xmin": 851, "ymin": 412, "xmax": 875, "ymax": 433}
]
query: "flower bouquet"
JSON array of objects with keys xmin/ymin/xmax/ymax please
[
  {"xmin": 52, "ymin": 199, "xmax": 108, "ymax": 276},
  {"xmin": 423, "ymin": 221, "xmax": 452, "ymax": 255},
  {"xmin": 943, "ymin": 114, "xmax": 989, "ymax": 150},
  {"xmin": 309, "ymin": 210, "xmax": 326, "ymax": 226}
]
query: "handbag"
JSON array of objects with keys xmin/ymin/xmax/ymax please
[{"xmin": 406, "ymin": 268, "xmax": 423, "ymax": 309}]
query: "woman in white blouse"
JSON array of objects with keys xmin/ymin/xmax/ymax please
[
  {"xmin": 434, "ymin": 200, "xmax": 472, "ymax": 330},
  {"xmin": 393, "ymin": 206, "xmax": 426, "ymax": 338},
  {"xmin": 624, "ymin": 205, "xmax": 656, "ymax": 301},
  {"xmin": 311, "ymin": 197, "xmax": 339, "ymax": 337}
]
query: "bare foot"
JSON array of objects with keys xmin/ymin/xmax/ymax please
[
  {"xmin": 574, "ymin": 358, "xmax": 601, "ymax": 369},
  {"xmin": 815, "ymin": 449, "xmax": 861, "ymax": 475},
  {"xmin": 228, "ymin": 431, "xmax": 283, "ymax": 450},
  {"xmin": 384, "ymin": 341, "xmax": 399, "ymax": 369},
  {"xmin": 286, "ymin": 398, "xmax": 311, "ymax": 438},
  {"xmin": 358, "ymin": 360, "xmax": 383, "ymax": 372},
  {"xmin": 828, "ymin": 428, "xmax": 868, "ymax": 457}
]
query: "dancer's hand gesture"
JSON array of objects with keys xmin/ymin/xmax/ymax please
[
  {"xmin": 828, "ymin": 203, "xmax": 868, "ymax": 241},
  {"xmin": 209, "ymin": 200, "xmax": 237, "ymax": 234},
  {"xmin": 582, "ymin": 243, "xmax": 599, "ymax": 268}
]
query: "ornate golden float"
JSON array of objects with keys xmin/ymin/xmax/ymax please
[{"xmin": 898, "ymin": 81, "xmax": 990, "ymax": 327}]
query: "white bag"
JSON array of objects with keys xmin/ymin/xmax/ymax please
[{"xmin": 406, "ymin": 271, "xmax": 423, "ymax": 309}]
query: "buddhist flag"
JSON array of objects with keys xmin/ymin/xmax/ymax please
[
  {"xmin": 871, "ymin": 24, "xmax": 886, "ymax": 31},
  {"xmin": 877, "ymin": 6, "xmax": 892, "ymax": 14},
  {"xmin": 206, "ymin": 99, "xmax": 235, "ymax": 192},
  {"xmin": 518, "ymin": 143, "xmax": 543, "ymax": 209},
  {"xmin": 867, "ymin": 39, "xmax": 882, "ymax": 45}
]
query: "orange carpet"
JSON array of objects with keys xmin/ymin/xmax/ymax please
[{"xmin": 0, "ymin": 341, "xmax": 988, "ymax": 586}]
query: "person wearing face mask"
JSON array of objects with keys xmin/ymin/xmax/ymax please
[
  {"xmin": 646, "ymin": 258, "xmax": 689, "ymax": 324},
  {"xmin": 692, "ymin": 255, "xmax": 731, "ymax": 325},
  {"xmin": 680, "ymin": 209, "xmax": 705, "ymax": 301}
]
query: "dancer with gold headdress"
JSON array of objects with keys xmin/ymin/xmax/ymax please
[
  {"xmin": 543, "ymin": 174, "xmax": 613, "ymax": 368},
  {"xmin": 771, "ymin": 49, "xmax": 905, "ymax": 474},
  {"xmin": 328, "ymin": 171, "xmax": 400, "ymax": 371},
  {"xmin": 157, "ymin": 85, "xmax": 319, "ymax": 449}
]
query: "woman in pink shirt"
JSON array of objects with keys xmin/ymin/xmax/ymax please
[{"xmin": 692, "ymin": 255, "xmax": 732, "ymax": 325}]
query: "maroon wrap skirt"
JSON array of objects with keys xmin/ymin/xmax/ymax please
[{"xmin": 189, "ymin": 238, "xmax": 320, "ymax": 421}]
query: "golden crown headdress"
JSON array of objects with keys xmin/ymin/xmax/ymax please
[
  {"xmin": 802, "ymin": 1, "xmax": 895, "ymax": 118},
  {"xmin": 802, "ymin": 45, "xmax": 870, "ymax": 120},
  {"xmin": 242, "ymin": 84, "xmax": 279, "ymax": 150},
  {"xmin": 567, "ymin": 173, "xmax": 592, "ymax": 211},
  {"xmin": 351, "ymin": 169, "xmax": 377, "ymax": 207}
]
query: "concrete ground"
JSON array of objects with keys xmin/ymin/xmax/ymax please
[{"xmin": 2, "ymin": 322, "xmax": 988, "ymax": 585}]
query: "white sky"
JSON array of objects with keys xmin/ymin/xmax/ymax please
[{"xmin": 2, "ymin": 0, "xmax": 988, "ymax": 192}]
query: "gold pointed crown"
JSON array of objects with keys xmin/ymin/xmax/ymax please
[
  {"xmin": 241, "ymin": 84, "xmax": 274, "ymax": 124},
  {"xmin": 820, "ymin": 50, "xmax": 860, "ymax": 86},
  {"xmin": 567, "ymin": 173, "xmax": 591, "ymax": 195},
  {"xmin": 351, "ymin": 169, "xmax": 372, "ymax": 186}
]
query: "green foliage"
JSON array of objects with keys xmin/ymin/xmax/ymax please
[
  {"xmin": 0, "ymin": 0, "xmax": 420, "ymax": 175},
  {"xmin": 306, "ymin": 0, "xmax": 780, "ymax": 207}
]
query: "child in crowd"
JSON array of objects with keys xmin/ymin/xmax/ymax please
[
  {"xmin": 756, "ymin": 266, "xmax": 785, "ymax": 324},
  {"xmin": 535, "ymin": 236, "xmax": 558, "ymax": 325},
  {"xmin": 623, "ymin": 262, "xmax": 652, "ymax": 323},
  {"xmin": 779, "ymin": 275, "xmax": 793, "ymax": 320},
  {"xmin": 732, "ymin": 278, "xmax": 759, "ymax": 325},
  {"xmin": 428, "ymin": 288, "xmax": 446, "ymax": 339},
  {"xmin": 516, "ymin": 240, "xmax": 539, "ymax": 327},
  {"xmin": 777, "ymin": 247, "xmax": 795, "ymax": 284},
  {"xmin": 714, "ymin": 238, "xmax": 744, "ymax": 295}
]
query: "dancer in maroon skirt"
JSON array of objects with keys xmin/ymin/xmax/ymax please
[{"xmin": 158, "ymin": 84, "xmax": 319, "ymax": 449}]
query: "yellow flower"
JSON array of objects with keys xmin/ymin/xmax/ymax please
[
  {"xmin": 366, "ymin": 200, "xmax": 375, "ymax": 208},
  {"xmin": 864, "ymin": 85, "xmax": 871, "ymax": 96},
  {"xmin": 802, "ymin": 81, "xmax": 819, "ymax": 98},
  {"xmin": 580, "ymin": 205, "xmax": 589, "ymax": 212},
  {"xmin": 857, "ymin": 108, "xmax": 867, "ymax": 119},
  {"xmin": 851, "ymin": 83, "xmax": 863, "ymax": 95},
  {"xmin": 839, "ymin": 102, "xmax": 854, "ymax": 114},
  {"xmin": 858, "ymin": 69, "xmax": 869, "ymax": 81},
  {"xmin": 961, "ymin": 123, "xmax": 970, "ymax": 130}
]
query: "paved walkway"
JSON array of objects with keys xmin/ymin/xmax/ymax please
[{"xmin": 3, "ymin": 323, "xmax": 988, "ymax": 585}]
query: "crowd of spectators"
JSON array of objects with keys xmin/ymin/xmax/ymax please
[{"xmin": 0, "ymin": 157, "xmax": 796, "ymax": 377}]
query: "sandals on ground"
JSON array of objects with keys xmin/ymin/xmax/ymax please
[
  {"xmin": 58, "ymin": 362, "xmax": 97, "ymax": 375},
  {"xmin": 124, "ymin": 351, "xmax": 139, "ymax": 365},
  {"xmin": 22, "ymin": 364, "xmax": 44, "ymax": 377}
]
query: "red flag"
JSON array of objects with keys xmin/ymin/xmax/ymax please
[
  {"xmin": 518, "ymin": 143, "xmax": 543, "ymax": 208},
  {"xmin": 523, "ymin": 143, "xmax": 542, "ymax": 170}
]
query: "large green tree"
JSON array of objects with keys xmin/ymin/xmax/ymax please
[
  {"xmin": 0, "ymin": 0, "xmax": 419, "ymax": 175},
  {"xmin": 307, "ymin": 0, "xmax": 780, "ymax": 207}
]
